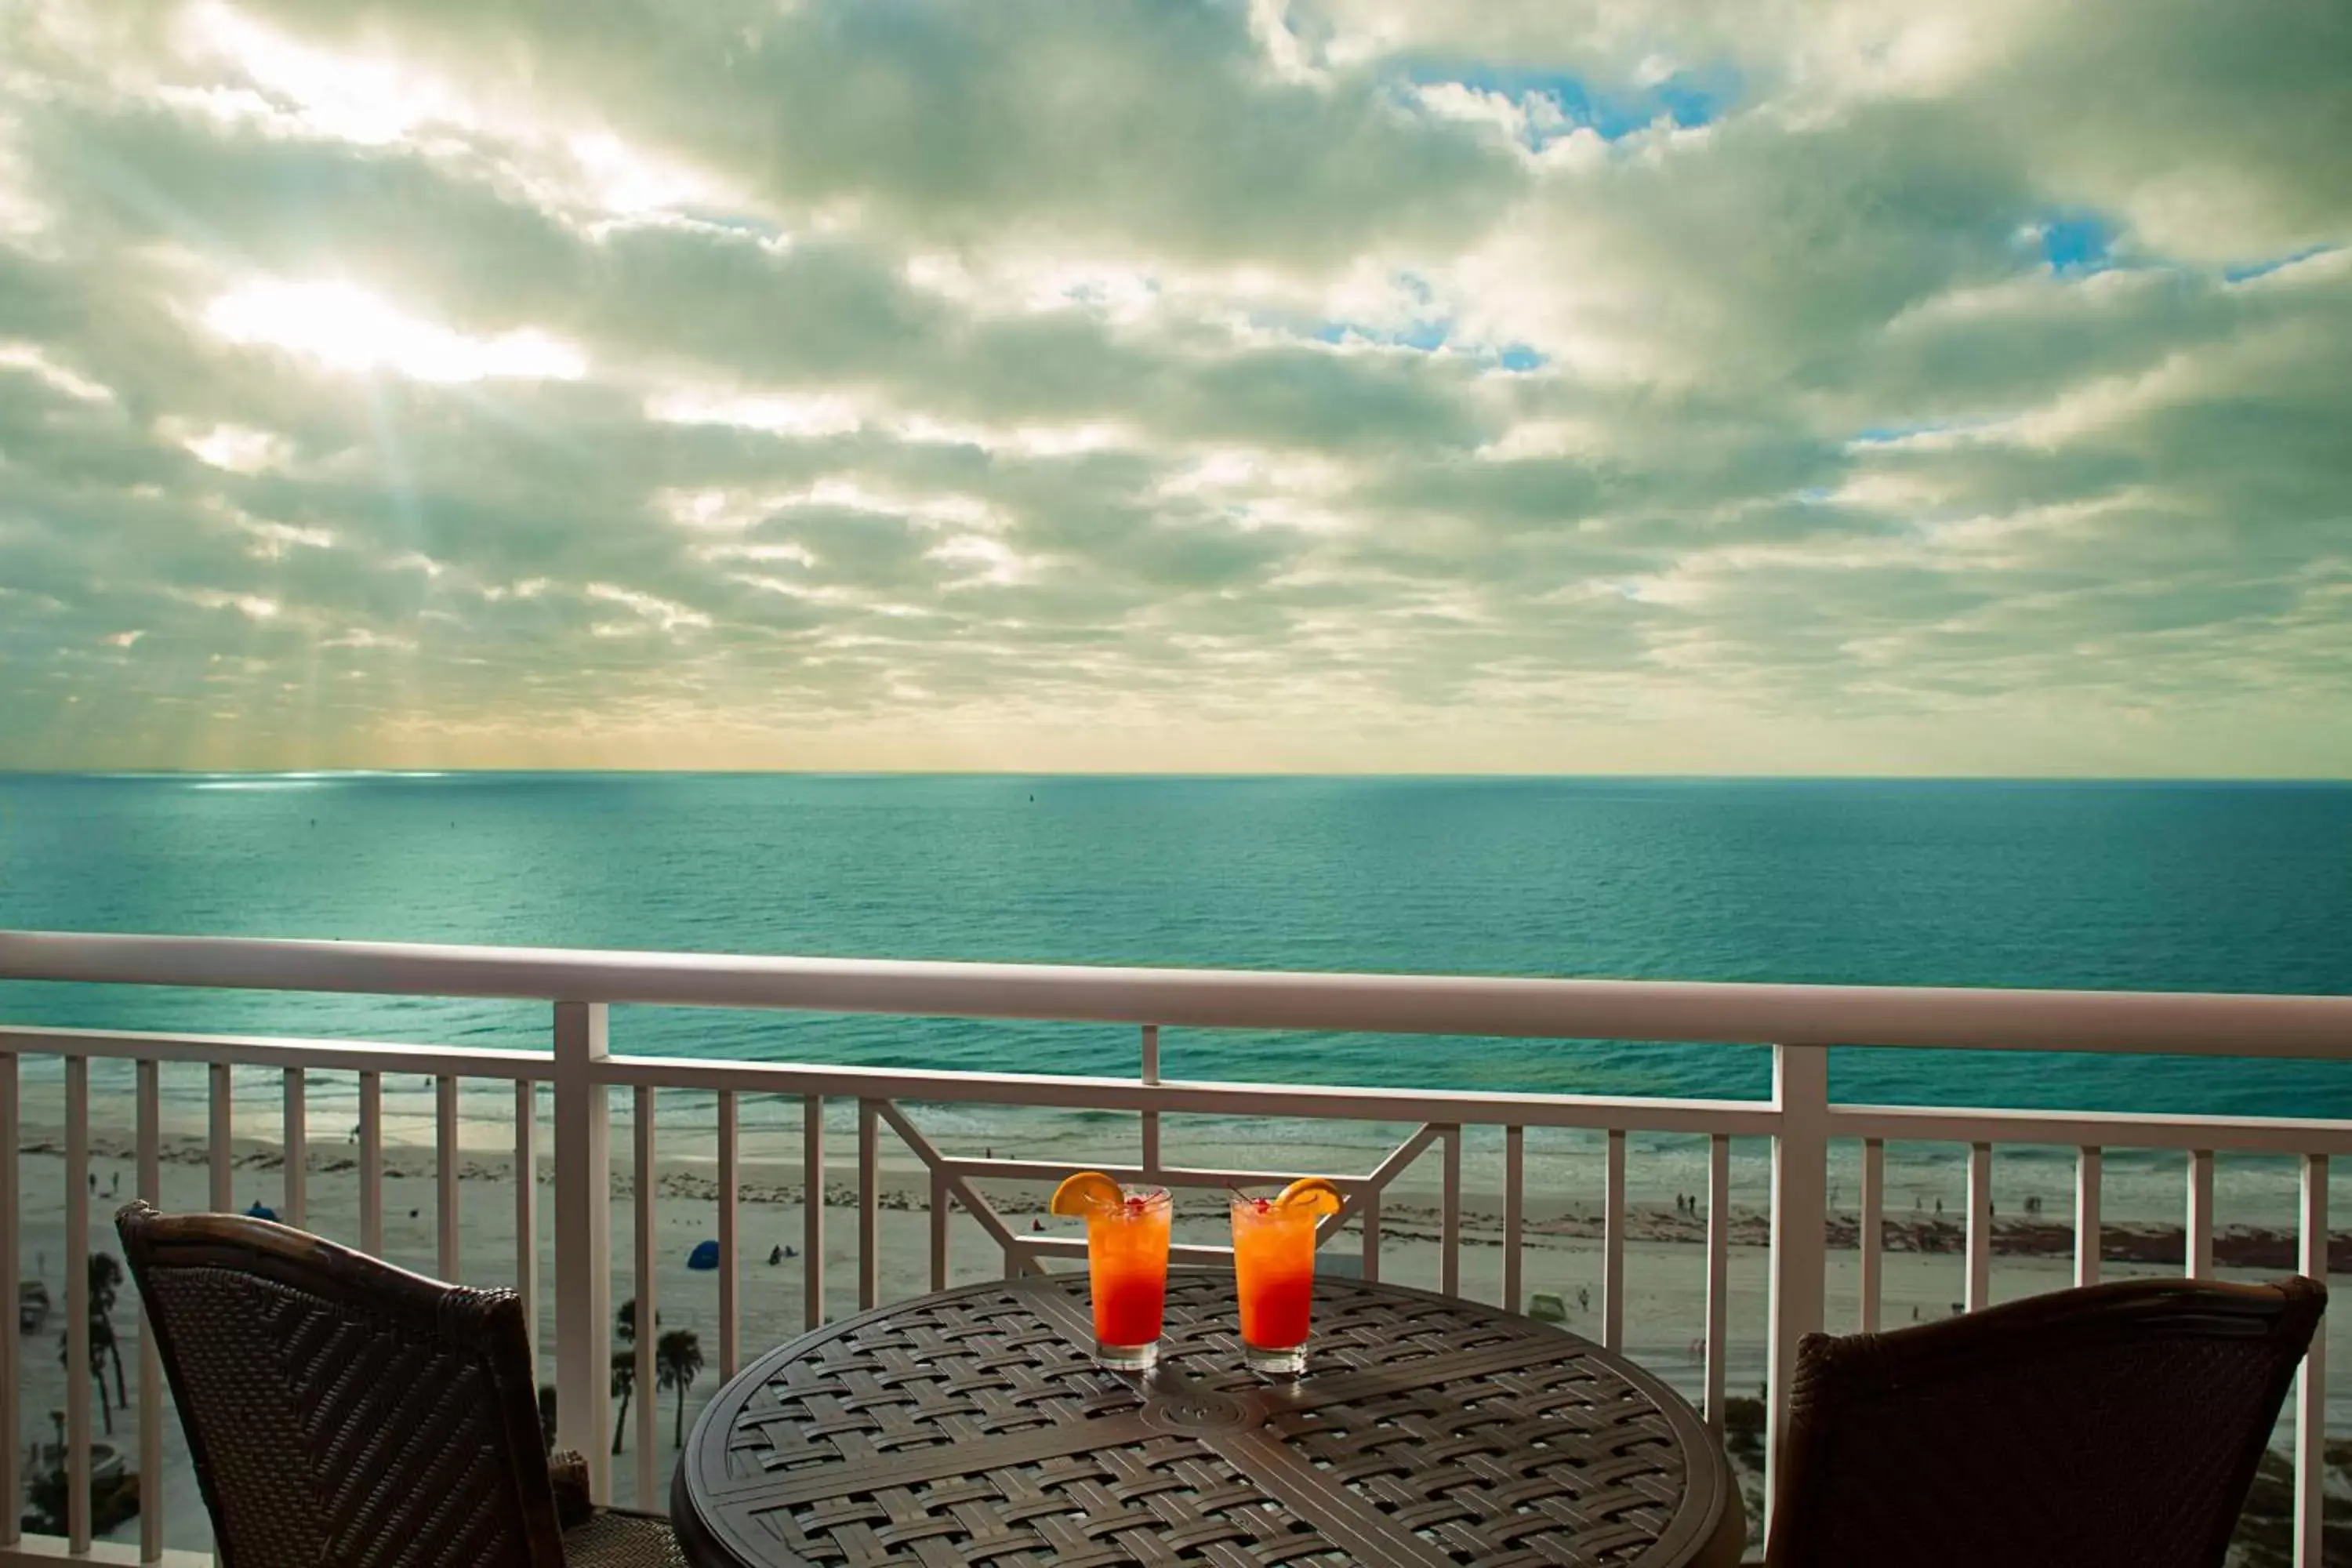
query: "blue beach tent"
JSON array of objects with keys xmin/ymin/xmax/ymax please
[{"xmin": 687, "ymin": 1239, "xmax": 720, "ymax": 1271}]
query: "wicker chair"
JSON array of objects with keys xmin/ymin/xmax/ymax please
[
  {"xmin": 1764, "ymin": 1275, "xmax": 2325, "ymax": 1568},
  {"xmin": 116, "ymin": 1201, "xmax": 682, "ymax": 1567}
]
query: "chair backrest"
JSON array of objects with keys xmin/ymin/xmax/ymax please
[
  {"xmin": 1765, "ymin": 1275, "xmax": 2325, "ymax": 1568},
  {"xmin": 116, "ymin": 1201, "xmax": 567, "ymax": 1568}
]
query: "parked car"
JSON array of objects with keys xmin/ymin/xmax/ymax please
[{"xmin": 17, "ymin": 1281, "xmax": 48, "ymax": 1333}]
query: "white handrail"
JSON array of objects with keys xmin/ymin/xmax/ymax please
[
  {"xmin": 2, "ymin": 928, "xmax": 2347, "ymax": 1563},
  {"xmin": 4, "ymin": 929, "xmax": 2350, "ymax": 1054}
]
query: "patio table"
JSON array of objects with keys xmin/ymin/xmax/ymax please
[{"xmin": 673, "ymin": 1268, "xmax": 1742, "ymax": 1567}]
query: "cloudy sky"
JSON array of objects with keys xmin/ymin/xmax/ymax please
[{"xmin": 1, "ymin": 0, "xmax": 2347, "ymax": 774}]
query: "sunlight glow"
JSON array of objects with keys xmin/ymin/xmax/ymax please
[
  {"xmin": 205, "ymin": 281, "xmax": 586, "ymax": 383},
  {"xmin": 647, "ymin": 389, "xmax": 864, "ymax": 437},
  {"xmin": 181, "ymin": 1, "xmax": 465, "ymax": 147},
  {"xmin": 178, "ymin": 421, "xmax": 293, "ymax": 472}
]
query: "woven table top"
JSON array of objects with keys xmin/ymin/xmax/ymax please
[{"xmin": 673, "ymin": 1269, "xmax": 1734, "ymax": 1568}]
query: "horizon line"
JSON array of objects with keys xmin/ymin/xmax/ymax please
[{"xmin": 2, "ymin": 768, "xmax": 2347, "ymax": 786}]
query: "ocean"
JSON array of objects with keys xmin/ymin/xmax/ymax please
[{"xmin": 4, "ymin": 773, "xmax": 2350, "ymax": 1215}]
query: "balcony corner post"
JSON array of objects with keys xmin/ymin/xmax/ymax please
[
  {"xmin": 1765, "ymin": 1040, "xmax": 1829, "ymax": 1539},
  {"xmin": 552, "ymin": 1000, "xmax": 613, "ymax": 1502}
]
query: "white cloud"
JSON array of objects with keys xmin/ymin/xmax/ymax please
[
  {"xmin": 204, "ymin": 279, "xmax": 586, "ymax": 382},
  {"xmin": 0, "ymin": 341, "xmax": 114, "ymax": 401},
  {"xmin": 0, "ymin": 0, "xmax": 2346, "ymax": 773},
  {"xmin": 174, "ymin": 420, "xmax": 294, "ymax": 472},
  {"xmin": 646, "ymin": 388, "xmax": 865, "ymax": 438}
]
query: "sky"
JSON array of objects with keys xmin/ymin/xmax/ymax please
[{"xmin": 0, "ymin": 0, "xmax": 2347, "ymax": 775}]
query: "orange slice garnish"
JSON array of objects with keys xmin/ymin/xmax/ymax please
[
  {"xmin": 1275, "ymin": 1177, "xmax": 1344, "ymax": 1216},
  {"xmin": 1050, "ymin": 1171, "xmax": 1124, "ymax": 1217}
]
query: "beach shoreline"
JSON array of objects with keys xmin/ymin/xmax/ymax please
[
  {"xmin": 11, "ymin": 1128, "xmax": 2350, "ymax": 1557},
  {"xmin": 23, "ymin": 1121, "xmax": 2350, "ymax": 1272}
]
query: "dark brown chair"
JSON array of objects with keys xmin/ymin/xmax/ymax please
[
  {"xmin": 116, "ymin": 1201, "xmax": 681, "ymax": 1567},
  {"xmin": 1764, "ymin": 1275, "xmax": 2325, "ymax": 1568}
]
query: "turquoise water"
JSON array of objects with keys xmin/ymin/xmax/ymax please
[{"xmin": 3, "ymin": 773, "xmax": 2349, "ymax": 1121}]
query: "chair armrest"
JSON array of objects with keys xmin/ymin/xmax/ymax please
[{"xmin": 547, "ymin": 1449, "xmax": 595, "ymax": 1530}]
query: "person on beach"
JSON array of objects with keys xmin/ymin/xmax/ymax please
[{"xmin": 768, "ymin": 1245, "xmax": 782, "ymax": 1265}]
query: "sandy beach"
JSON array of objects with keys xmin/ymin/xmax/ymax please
[{"xmin": 12, "ymin": 1115, "xmax": 2349, "ymax": 1555}]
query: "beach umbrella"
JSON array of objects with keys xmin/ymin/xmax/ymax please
[{"xmin": 686, "ymin": 1240, "xmax": 720, "ymax": 1272}]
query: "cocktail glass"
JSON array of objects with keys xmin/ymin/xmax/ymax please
[
  {"xmin": 1085, "ymin": 1186, "xmax": 1171, "ymax": 1371},
  {"xmin": 1230, "ymin": 1190, "xmax": 1319, "ymax": 1377}
]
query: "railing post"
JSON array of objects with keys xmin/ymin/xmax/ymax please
[
  {"xmin": 209, "ymin": 1061, "xmax": 234, "ymax": 1211},
  {"xmin": 553, "ymin": 1000, "xmax": 613, "ymax": 1502},
  {"xmin": 66, "ymin": 1054, "xmax": 92, "ymax": 1552},
  {"xmin": 1857, "ymin": 1137, "xmax": 1883, "ymax": 1331},
  {"xmin": 2295, "ymin": 1153, "xmax": 2328, "ymax": 1568},
  {"xmin": 1139, "ymin": 1024, "xmax": 1161, "ymax": 1176},
  {"xmin": 1766, "ymin": 1043, "xmax": 1828, "ymax": 1537},
  {"xmin": 0, "ymin": 1050, "xmax": 17, "ymax": 1551},
  {"xmin": 858, "ymin": 1099, "xmax": 880, "ymax": 1311},
  {"xmin": 515, "ymin": 1080, "xmax": 539, "ymax": 1364},
  {"xmin": 284, "ymin": 1067, "xmax": 307, "ymax": 1229},
  {"xmin": 137, "ymin": 1060, "xmax": 163, "ymax": 1563},
  {"xmin": 804, "ymin": 1094, "xmax": 826, "ymax": 1328}
]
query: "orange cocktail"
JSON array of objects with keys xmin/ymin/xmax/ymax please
[
  {"xmin": 1231, "ymin": 1178, "xmax": 1341, "ymax": 1377},
  {"xmin": 1054, "ymin": 1174, "xmax": 1171, "ymax": 1370}
]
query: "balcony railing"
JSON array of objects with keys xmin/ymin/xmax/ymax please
[{"xmin": 2, "ymin": 929, "xmax": 2347, "ymax": 1566}]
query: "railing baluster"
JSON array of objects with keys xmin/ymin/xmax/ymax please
[
  {"xmin": 929, "ymin": 1170, "xmax": 950, "ymax": 1291},
  {"xmin": 514, "ymin": 1080, "xmax": 538, "ymax": 1364},
  {"xmin": 804, "ymin": 1094, "xmax": 826, "ymax": 1330},
  {"xmin": 1704, "ymin": 1132, "xmax": 1730, "ymax": 1436},
  {"xmin": 0, "ymin": 1049, "xmax": 16, "ymax": 1552},
  {"xmin": 1502, "ymin": 1125, "xmax": 1524, "ymax": 1313},
  {"xmin": 1858, "ymin": 1137, "xmax": 1883, "ymax": 1330},
  {"xmin": 880, "ymin": 1104, "xmax": 1033, "ymax": 1273},
  {"xmin": 1965, "ymin": 1142, "xmax": 1992, "ymax": 1312},
  {"xmin": 1360, "ymin": 1190, "xmax": 1381, "ymax": 1283},
  {"xmin": 284, "ymin": 1067, "xmax": 307, "ymax": 1229},
  {"xmin": 2294, "ymin": 1153, "xmax": 2328, "ymax": 1568},
  {"xmin": 358, "ymin": 1070, "xmax": 384, "ymax": 1255},
  {"xmin": 717, "ymin": 1091, "xmax": 739, "ymax": 1379},
  {"xmin": 437, "ymin": 1075, "xmax": 461, "ymax": 1279},
  {"xmin": 67, "ymin": 1054, "xmax": 93, "ymax": 1552},
  {"xmin": 551, "ymin": 1000, "xmax": 612, "ymax": 1503},
  {"xmin": 1766, "ymin": 1044, "xmax": 1828, "ymax": 1535},
  {"xmin": 138, "ymin": 1060, "xmax": 163, "ymax": 1562},
  {"xmin": 2074, "ymin": 1145, "xmax": 2101, "ymax": 1287},
  {"xmin": 858, "ymin": 1100, "xmax": 880, "ymax": 1311},
  {"xmin": 633, "ymin": 1084, "xmax": 656, "ymax": 1510},
  {"xmin": 1440, "ymin": 1124, "xmax": 1462, "ymax": 1298},
  {"xmin": 1602, "ymin": 1127, "xmax": 1626, "ymax": 1350},
  {"xmin": 1140, "ymin": 1024, "xmax": 1160, "ymax": 1175},
  {"xmin": 209, "ymin": 1060, "xmax": 234, "ymax": 1211},
  {"xmin": 2187, "ymin": 1148, "xmax": 2215, "ymax": 1278}
]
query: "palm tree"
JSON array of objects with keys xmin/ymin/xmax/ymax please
[
  {"xmin": 656, "ymin": 1328, "xmax": 703, "ymax": 1449},
  {"xmin": 616, "ymin": 1296, "xmax": 659, "ymax": 1345},
  {"xmin": 610, "ymin": 1351, "xmax": 634, "ymax": 1456},
  {"xmin": 89, "ymin": 1253, "xmax": 127, "ymax": 1408},
  {"xmin": 57, "ymin": 1319, "xmax": 114, "ymax": 1434}
]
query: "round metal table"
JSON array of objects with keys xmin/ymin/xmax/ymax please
[{"xmin": 674, "ymin": 1269, "xmax": 1742, "ymax": 1567}]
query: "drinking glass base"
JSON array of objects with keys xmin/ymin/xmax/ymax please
[
  {"xmin": 1243, "ymin": 1342, "xmax": 1307, "ymax": 1379},
  {"xmin": 1095, "ymin": 1338, "xmax": 1160, "ymax": 1373}
]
